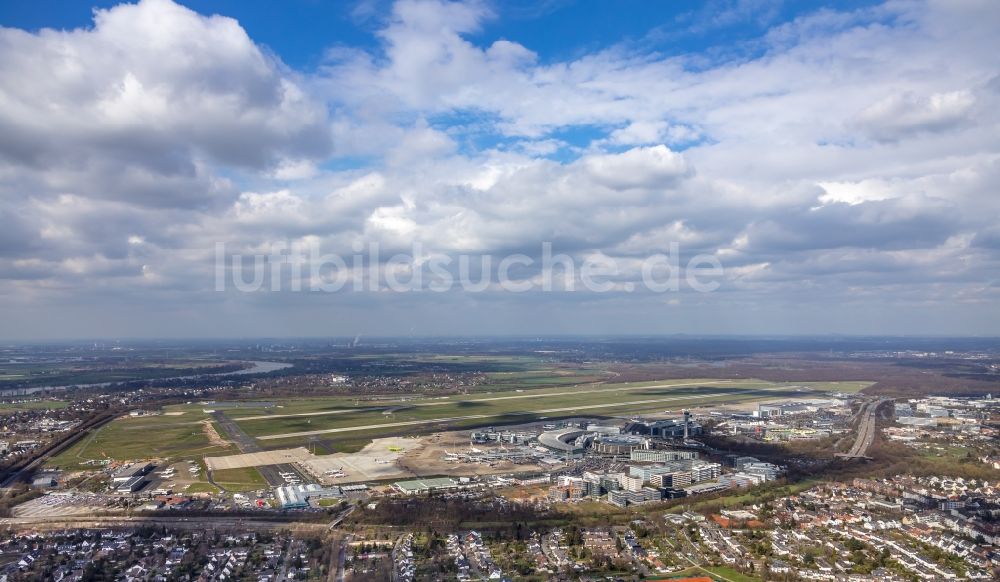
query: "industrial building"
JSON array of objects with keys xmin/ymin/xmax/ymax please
[
  {"xmin": 109, "ymin": 463, "xmax": 153, "ymax": 493},
  {"xmin": 32, "ymin": 475, "xmax": 58, "ymax": 488},
  {"xmin": 116, "ymin": 475, "xmax": 148, "ymax": 493},
  {"xmin": 393, "ymin": 477, "xmax": 461, "ymax": 495},
  {"xmin": 111, "ymin": 463, "xmax": 153, "ymax": 484},
  {"xmin": 275, "ymin": 484, "xmax": 343, "ymax": 509}
]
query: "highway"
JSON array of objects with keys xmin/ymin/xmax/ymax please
[{"xmin": 837, "ymin": 398, "xmax": 889, "ymax": 459}]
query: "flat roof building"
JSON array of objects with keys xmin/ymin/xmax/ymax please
[
  {"xmin": 592, "ymin": 435, "xmax": 647, "ymax": 455},
  {"xmin": 276, "ymin": 484, "xmax": 343, "ymax": 509},
  {"xmin": 112, "ymin": 463, "xmax": 153, "ymax": 484},
  {"xmin": 116, "ymin": 475, "xmax": 147, "ymax": 493},
  {"xmin": 537, "ymin": 428, "xmax": 590, "ymax": 457},
  {"xmin": 630, "ymin": 449, "xmax": 697, "ymax": 463},
  {"xmin": 624, "ymin": 418, "xmax": 702, "ymax": 439},
  {"xmin": 393, "ymin": 477, "xmax": 460, "ymax": 495}
]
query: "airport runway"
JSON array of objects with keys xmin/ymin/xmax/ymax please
[
  {"xmin": 258, "ymin": 385, "xmax": 805, "ymax": 440},
  {"xmin": 211, "ymin": 412, "xmax": 311, "ymax": 487},
  {"xmin": 237, "ymin": 379, "xmax": 737, "ymax": 422}
]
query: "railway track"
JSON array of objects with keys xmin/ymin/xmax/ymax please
[{"xmin": 0, "ymin": 411, "xmax": 119, "ymax": 489}]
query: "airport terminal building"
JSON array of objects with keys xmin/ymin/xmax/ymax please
[{"xmin": 537, "ymin": 428, "xmax": 591, "ymax": 458}]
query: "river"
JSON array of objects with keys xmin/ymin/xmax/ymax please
[{"xmin": 0, "ymin": 360, "xmax": 293, "ymax": 395}]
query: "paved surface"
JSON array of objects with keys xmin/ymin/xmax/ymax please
[
  {"xmin": 205, "ymin": 447, "xmax": 314, "ymax": 471},
  {"xmin": 205, "ymin": 437, "xmax": 420, "ymax": 484},
  {"xmin": 837, "ymin": 398, "xmax": 889, "ymax": 459},
  {"xmin": 13, "ymin": 493, "xmax": 112, "ymax": 518},
  {"xmin": 211, "ymin": 412, "xmax": 311, "ymax": 487},
  {"xmin": 258, "ymin": 385, "xmax": 803, "ymax": 440},
  {"xmin": 302, "ymin": 437, "xmax": 420, "ymax": 483},
  {"xmin": 238, "ymin": 380, "xmax": 736, "ymax": 422}
]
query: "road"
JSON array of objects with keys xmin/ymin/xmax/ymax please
[
  {"xmin": 328, "ymin": 504, "xmax": 355, "ymax": 530},
  {"xmin": 390, "ymin": 534, "xmax": 401, "ymax": 582},
  {"xmin": 211, "ymin": 411, "xmax": 311, "ymax": 487},
  {"xmin": 0, "ymin": 514, "xmax": 328, "ymax": 532},
  {"xmin": 1, "ymin": 411, "xmax": 117, "ymax": 489},
  {"xmin": 328, "ymin": 533, "xmax": 352, "ymax": 582},
  {"xmin": 678, "ymin": 528, "xmax": 741, "ymax": 582},
  {"xmin": 277, "ymin": 538, "xmax": 302, "ymax": 582},
  {"xmin": 258, "ymin": 385, "xmax": 806, "ymax": 440},
  {"xmin": 837, "ymin": 399, "xmax": 889, "ymax": 459}
]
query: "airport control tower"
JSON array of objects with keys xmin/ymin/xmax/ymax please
[{"xmin": 683, "ymin": 410, "xmax": 690, "ymax": 440}]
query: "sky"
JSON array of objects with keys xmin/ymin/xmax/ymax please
[{"xmin": 0, "ymin": 0, "xmax": 998, "ymax": 340}]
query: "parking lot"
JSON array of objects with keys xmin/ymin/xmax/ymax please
[{"xmin": 13, "ymin": 493, "xmax": 113, "ymax": 518}]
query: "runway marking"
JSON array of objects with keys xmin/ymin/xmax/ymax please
[
  {"xmin": 258, "ymin": 385, "xmax": 800, "ymax": 440},
  {"xmin": 237, "ymin": 380, "xmax": 737, "ymax": 421}
]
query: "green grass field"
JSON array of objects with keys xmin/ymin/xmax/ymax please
[
  {"xmin": 210, "ymin": 467, "xmax": 267, "ymax": 492},
  {"xmin": 656, "ymin": 566, "xmax": 761, "ymax": 581},
  {"xmin": 47, "ymin": 415, "xmax": 232, "ymax": 469},
  {"xmin": 45, "ymin": 377, "xmax": 871, "ymax": 467},
  {"xmin": 234, "ymin": 378, "xmax": 858, "ymax": 441},
  {"xmin": 185, "ymin": 482, "xmax": 220, "ymax": 494}
]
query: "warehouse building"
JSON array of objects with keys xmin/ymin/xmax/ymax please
[
  {"xmin": 111, "ymin": 463, "xmax": 153, "ymax": 484},
  {"xmin": 276, "ymin": 484, "xmax": 343, "ymax": 509},
  {"xmin": 393, "ymin": 477, "xmax": 461, "ymax": 495},
  {"xmin": 116, "ymin": 475, "xmax": 148, "ymax": 493}
]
